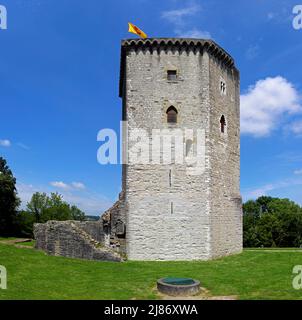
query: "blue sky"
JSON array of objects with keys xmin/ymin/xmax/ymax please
[{"xmin": 0, "ymin": 0, "xmax": 302, "ymax": 215}]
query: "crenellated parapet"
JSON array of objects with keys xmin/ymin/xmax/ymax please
[{"xmin": 119, "ymin": 38, "xmax": 237, "ymax": 97}]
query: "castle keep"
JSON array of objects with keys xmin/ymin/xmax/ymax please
[{"xmin": 34, "ymin": 38, "xmax": 242, "ymax": 261}]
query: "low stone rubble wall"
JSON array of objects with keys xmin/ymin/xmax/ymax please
[{"xmin": 33, "ymin": 220, "xmax": 122, "ymax": 262}]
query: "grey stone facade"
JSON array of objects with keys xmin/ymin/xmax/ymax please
[
  {"xmin": 34, "ymin": 38, "xmax": 242, "ymax": 261},
  {"xmin": 119, "ymin": 38, "xmax": 242, "ymax": 260}
]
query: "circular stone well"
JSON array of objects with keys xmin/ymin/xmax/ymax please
[{"xmin": 157, "ymin": 278, "xmax": 200, "ymax": 296}]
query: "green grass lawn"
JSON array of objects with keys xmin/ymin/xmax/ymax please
[
  {"xmin": 0, "ymin": 237, "xmax": 17, "ymax": 241},
  {"xmin": 0, "ymin": 242, "xmax": 302, "ymax": 300},
  {"xmin": 18, "ymin": 240, "xmax": 36, "ymax": 247}
]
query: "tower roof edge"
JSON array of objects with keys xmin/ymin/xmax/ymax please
[{"xmin": 119, "ymin": 38, "xmax": 238, "ymax": 97}]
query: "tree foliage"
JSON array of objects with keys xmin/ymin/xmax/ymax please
[
  {"xmin": 243, "ymin": 196, "xmax": 302, "ymax": 248},
  {"xmin": 0, "ymin": 156, "xmax": 86, "ymax": 237},
  {"xmin": 0, "ymin": 157, "xmax": 20, "ymax": 236},
  {"xmin": 16, "ymin": 192, "xmax": 86, "ymax": 236}
]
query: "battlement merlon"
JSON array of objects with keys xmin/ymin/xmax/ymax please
[{"xmin": 119, "ymin": 37, "xmax": 239, "ymax": 98}]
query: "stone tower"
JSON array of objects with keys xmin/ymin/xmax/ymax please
[
  {"xmin": 33, "ymin": 38, "xmax": 242, "ymax": 262},
  {"xmin": 119, "ymin": 38, "xmax": 242, "ymax": 261}
]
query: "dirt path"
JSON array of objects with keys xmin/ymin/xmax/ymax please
[
  {"xmin": 0, "ymin": 238, "xmax": 34, "ymax": 249},
  {"xmin": 157, "ymin": 287, "xmax": 237, "ymax": 300}
]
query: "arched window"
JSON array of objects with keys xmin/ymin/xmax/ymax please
[
  {"xmin": 166, "ymin": 106, "xmax": 178, "ymax": 123},
  {"xmin": 220, "ymin": 115, "xmax": 226, "ymax": 133},
  {"xmin": 186, "ymin": 139, "xmax": 193, "ymax": 156}
]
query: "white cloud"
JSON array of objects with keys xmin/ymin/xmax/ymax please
[
  {"xmin": 17, "ymin": 182, "xmax": 113, "ymax": 216},
  {"xmin": 241, "ymin": 76, "xmax": 302, "ymax": 137},
  {"xmin": 50, "ymin": 181, "xmax": 70, "ymax": 190},
  {"xmin": 294, "ymin": 169, "xmax": 302, "ymax": 175},
  {"xmin": 242, "ymin": 178, "xmax": 302, "ymax": 200},
  {"xmin": 161, "ymin": 2, "xmax": 201, "ymax": 26},
  {"xmin": 245, "ymin": 45, "xmax": 260, "ymax": 60},
  {"xmin": 17, "ymin": 183, "xmax": 39, "ymax": 206},
  {"xmin": 290, "ymin": 120, "xmax": 302, "ymax": 135},
  {"xmin": 244, "ymin": 184, "xmax": 275, "ymax": 199},
  {"xmin": 176, "ymin": 28, "xmax": 211, "ymax": 39},
  {"xmin": 71, "ymin": 182, "xmax": 86, "ymax": 190},
  {"xmin": 266, "ymin": 7, "xmax": 292, "ymax": 24},
  {"xmin": 61, "ymin": 191, "xmax": 112, "ymax": 216},
  {"xmin": 0, "ymin": 139, "xmax": 11, "ymax": 147},
  {"xmin": 161, "ymin": 1, "xmax": 211, "ymax": 39},
  {"xmin": 50, "ymin": 181, "xmax": 86, "ymax": 190},
  {"xmin": 17, "ymin": 143, "xmax": 30, "ymax": 150},
  {"xmin": 276, "ymin": 152, "xmax": 302, "ymax": 163}
]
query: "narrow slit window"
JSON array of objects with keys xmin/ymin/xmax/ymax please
[
  {"xmin": 169, "ymin": 169, "xmax": 172, "ymax": 187},
  {"xmin": 171, "ymin": 202, "xmax": 174, "ymax": 214},
  {"xmin": 166, "ymin": 106, "xmax": 178, "ymax": 123},
  {"xmin": 167, "ymin": 70, "xmax": 177, "ymax": 81},
  {"xmin": 186, "ymin": 139, "xmax": 193, "ymax": 156},
  {"xmin": 220, "ymin": 115, "xmax": 226, "ymax": 133},
  {"xmin": 220, "ymin": 80, "xmax": 226, "ymax": 95}
]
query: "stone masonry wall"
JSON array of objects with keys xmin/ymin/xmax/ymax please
[
  {"xmin": 124, "ymin": 46, "xmax": 212, "ymax": 260},
  {"xmin": 34, "ymin": 220, "xmax": 122, "ymax": 262},
  {"xmin": 208, "ymin": 55, "xmax": 242, "ymax": 258},
  {"xmin": 121, "ymin": 39, "xmax": 242, "ymax": 260}
]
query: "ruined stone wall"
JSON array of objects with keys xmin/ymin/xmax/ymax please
[
  {"xmin": 34, "ymin": 220, "xmax": 122, "ymax": 262},
  {"xmin": 73, "ymin": 221, "xmax": 104, "ymax": 242},
  {"xmin": 33, "ymin": 194, "xmax": 127, "ymax": 261},
  {"xmin": 104, "ymin": 191, "xmax": 126, "ymax": 237}
]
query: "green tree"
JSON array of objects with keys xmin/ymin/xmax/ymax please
[
  {"xmin": 41, "ymin": 193, "xmax": 73, "ymax": 221},
  {"xmin": 15, "ymin": 210, "xmax": 36, "ymax": 237},
  {"xmin": 26, "ymin": 192, "xmax": 49, "ymax": 223},
  {"xmin": 23, "ymin": 192, "xmax": 85, "ymax": 235},
  {"xmin": 0, "ymin": 157, "xmax": 20, "ymax": 236},
  {"xmin": 243, "ymin": 196, "xmax": 302, "ymax": 248},
  {"xmin": 70, "ymin": 205, "xmax": 86, "ymax": 221}
]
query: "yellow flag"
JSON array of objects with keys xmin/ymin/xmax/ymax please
[{"xmin": 128, "ymin": 22, "xmax": 147, "ymax": 39}]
